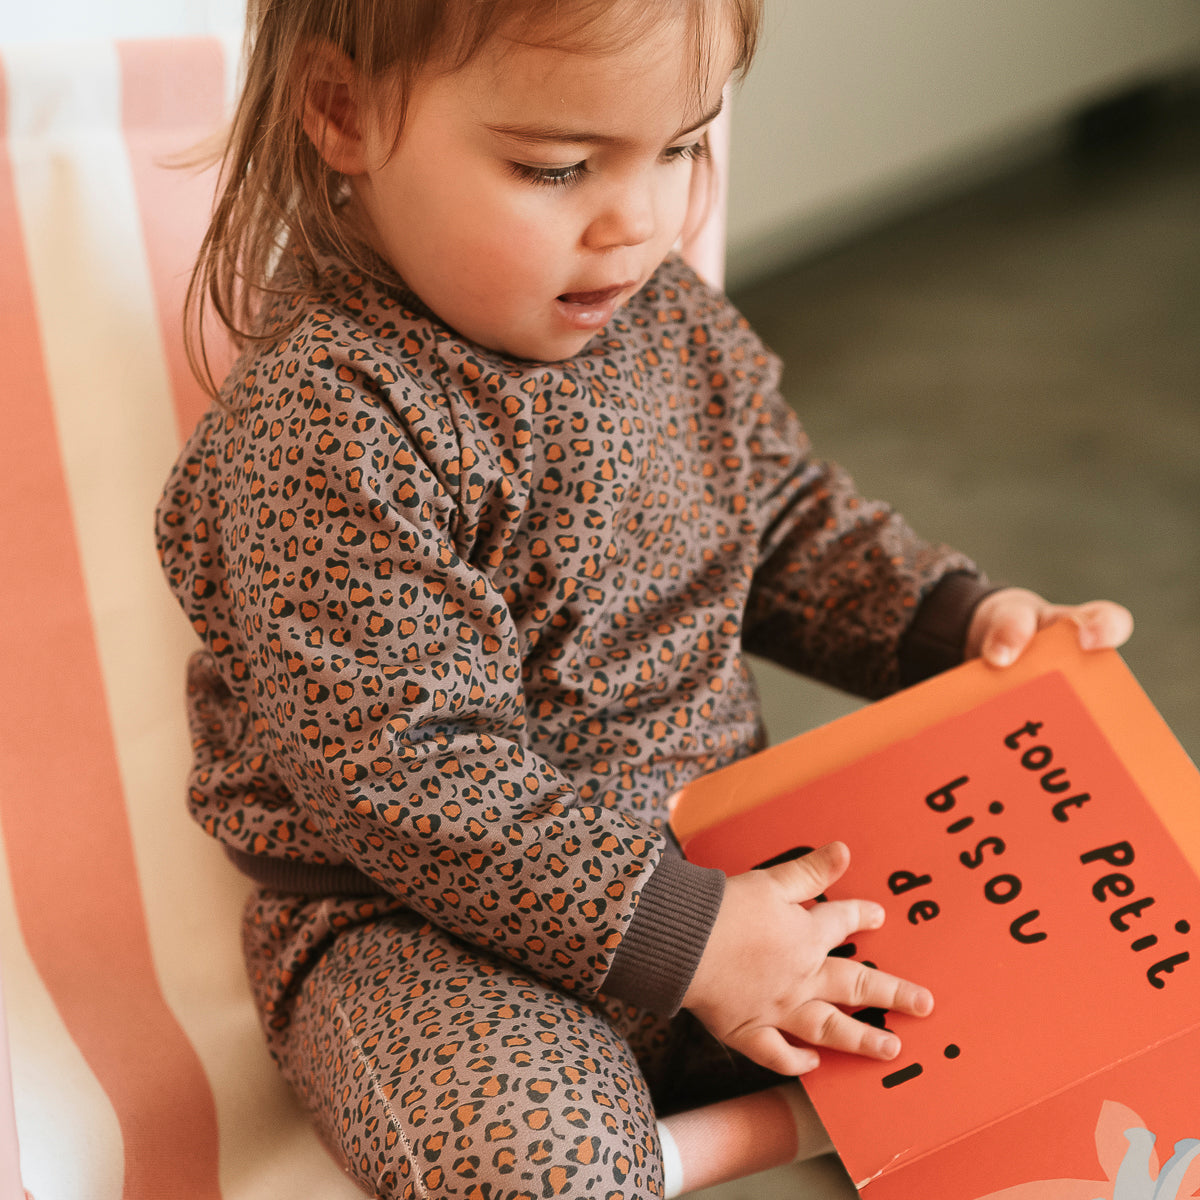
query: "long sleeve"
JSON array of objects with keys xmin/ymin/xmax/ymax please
[{"xmin": 741, "ymin": 353, "xmax": 986, "ymax": 698}]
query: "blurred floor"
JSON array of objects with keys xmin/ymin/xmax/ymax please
[{"xmin": 689, "ymin": 86, "xmax": 1199, "ymax": 1200}]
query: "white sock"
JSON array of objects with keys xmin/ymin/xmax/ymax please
[{"xmin": 658, "ymin": 1120, "xmax": 685, "ymax": 1199}]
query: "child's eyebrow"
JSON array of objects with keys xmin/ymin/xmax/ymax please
[{"xmin": 486, "ymin": 97, "xmax": 724, "ymax": 147}]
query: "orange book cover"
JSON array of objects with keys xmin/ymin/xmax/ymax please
[{"xmin": 670, "ymin": 623, "xmax": 1200, "ymax": 1198}]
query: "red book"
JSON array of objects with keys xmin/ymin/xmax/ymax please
[{"xmin": 671, "ymin": 623, "xmax": 1200, "ymax": 1198}]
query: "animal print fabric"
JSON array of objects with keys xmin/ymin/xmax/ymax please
[
  {"xmin": 243, "ymin": 889, "xmax": 776, "ymax": 1199},
  {"xmin": 158, "ymin": 250, "xmax": 977, "ymax": 1196}
]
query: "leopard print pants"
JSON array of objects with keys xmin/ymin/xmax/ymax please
[{"xmin": 244, "ymin": 890, "xmax": 776, "ymax": 1200}]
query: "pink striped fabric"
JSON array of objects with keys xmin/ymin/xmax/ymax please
[
  {"xmin": 0, "ymin": 35, "xmax": 743, "ymax": 1200},
  {"xmin": 0, "ymin": 36, "xmax": 371, "ymax": 1200}
]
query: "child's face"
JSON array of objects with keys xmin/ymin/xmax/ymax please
[{"xmin": 351, "ymin": 15, "xmax": 736, "ymax": 362}]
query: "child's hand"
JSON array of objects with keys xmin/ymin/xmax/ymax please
[
  {"xmin": 966, "ymin": 587, "xmax": 1133, "ymax": 668},
  {"xmin": 682, "ymin": 842, "xmax": 934, "ymax": 1076}
]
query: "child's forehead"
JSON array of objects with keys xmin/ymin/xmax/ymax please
[
  {"xmin": 452, "ymin": 8, "xmax": 734, "ymax": 135},
  {"xmin": 493, "ymin": 0, "xmax": 701, "ymax": 56}
]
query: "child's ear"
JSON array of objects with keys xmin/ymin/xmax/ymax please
[{"xmin": 295, "ymin": 41, "xmax": 372, "ymax": 175}]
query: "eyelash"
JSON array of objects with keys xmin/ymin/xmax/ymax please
[{"xmin": 508, "ymin": 140, "xmax": 709, "ymax": 189}]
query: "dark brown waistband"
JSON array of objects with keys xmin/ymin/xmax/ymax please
[{"xmin": 225, "ymin": 846, "xmax": 391, "ymax": 896}]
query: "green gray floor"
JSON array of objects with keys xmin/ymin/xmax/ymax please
[{"xmin": 689, "ymin": 90, "xmax": 1198, "ymax": 1199}]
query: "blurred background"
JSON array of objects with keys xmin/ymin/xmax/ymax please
[
  {"xmin": 722, "ymin": 3, "xmax": 1199, "ymax": 768},
  {"xmin": 5, "ymin": 0, "xmax": 1195, "ymax": 754}
]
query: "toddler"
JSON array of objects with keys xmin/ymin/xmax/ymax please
[{"xmin": 157, "ymin": 1, "xmax": 1132, "ymax": 1196}]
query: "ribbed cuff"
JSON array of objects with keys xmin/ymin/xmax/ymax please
[
  {"xmin": 600, "ymin": 853, "xmax": 726, "ymax": 1015},
  {"xmin": 899, "ymin": 571, "xmax": 1000, "ymax": 686}
]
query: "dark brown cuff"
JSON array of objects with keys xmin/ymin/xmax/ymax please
[
  {"xmin": 899, "ymin": 571, "xmax": 1000, "ymax": 686},
  {"xmin": 600, "ymin": 852, "xmax": 725, "ymax": 1015}
]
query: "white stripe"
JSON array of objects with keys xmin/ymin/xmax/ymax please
[
  {"xmin": 0, "ymin": 841, "xmax": 124, "ymax": 1200},
  {"xmin": 0, "ymin": 975, "xmax": 21, "ymax": 1200},
  {"xmin": 6, "ymin": 38, "xmax": 365, "ymax": 1199}
]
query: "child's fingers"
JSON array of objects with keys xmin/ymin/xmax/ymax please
[
  {"xmin": 818, "ymin": 956, "xmax": 935, "ymax": 1020},
  {"xmin": 806, "ymin": 894, "xmax": 886, "ymax": 953},
  {"xmin": 772, "ymin": 962, "xmax": 934, "ymax": 1065},
  {"xmin": 975, "ymin": 589, "xmax": 1040, "ymax": 667},
  {"xmin": 971, "ymin": 589, "xmax": 1134, "ymax": 667},
  {"xmin": 727, "ymin": 959, "xmax": 935, "ymax": 1073},
  {"xmin": 1055, "ymin": 600, "xmax": 1134, "ymax": 651},
  {"xmin": 767, "ymin": 841, "xmax": 854, "ymax": 905},
  {"xmin": 736, "ymin": 1026, "xmax": 822, "ymax": 1078},
  {"xmin": 785, "ymin": 1000, "xmax": 901, "ymax": 1062}
]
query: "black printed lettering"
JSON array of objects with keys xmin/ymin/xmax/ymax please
[
  {"xmin": 959, "ymin": 837, "xmax": 1005, "ymax": 870},
  {"xmin": 984, "ymin": 874, "xmax": 1023, "ymax": 905},
  {"xmin": 1052, "ymin": 793, "xmax": 1092, "ymax": 822},
  {"xmin": 1003, "ymin": 721, "xmax": 1043, "ymax": 749},
  {"xmin": 1147, "ymin": 952, "xmax": 1191, "ymax": 989},
  {"xmin": 1039, "ymin": 768, "xmax": 1071, "ymax": 793},
  {"xmin": 1010, "ymin": 910, "xmax": 1048, "ymax": 944},
  {"xmin": 926, "ymin": 776, "xmax": 969, "ymax": 813},
  {"xmin": 1109, "ymin": 896, "xmax": 1155, "ymax": 931},
  {"xmin": 1080, "ymin": 842, "xmax": 1135, "ymax": 868},
  {"xmin": 1092, "ymin": 872, "xmax": 1135, "ymax": 902},
  {"xmin": 1020, "ymin": 745, "xmax": 1053, "ymax": 771},
  {"xmin": 888, "ymin": 870, "xmax": 932, "ymax": 895}
]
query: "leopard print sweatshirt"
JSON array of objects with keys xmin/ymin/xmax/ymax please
[{"xmin": 157, "ymin": 252, "xmax": 986, "ymax": 1015}]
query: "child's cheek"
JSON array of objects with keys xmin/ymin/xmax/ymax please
[
  {"xmin": 674, "ymin": 170, "xmax": 705, "ymax": 242},
  {"xmin": 488, "ymin": 198, "xmax": 574, "ymax": 268}
]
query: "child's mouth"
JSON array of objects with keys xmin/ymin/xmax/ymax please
[
  {"xmin": 555, "ymin": 283, "xmax": 632, "ymax": 331},
  {"xmin": 558, "ymin": 286, "xmax": 622, "ymax": 305}
]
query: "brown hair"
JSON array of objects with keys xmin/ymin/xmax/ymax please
[{"xmin": 186, "ymin": 0, "xmax": 763, "ymax": 395}]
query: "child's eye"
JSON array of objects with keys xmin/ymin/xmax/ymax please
[
  {"xmin": 665, "ymin": 140, "xmax": 709, "ymax": 165},
  {"xmin": 508, "ymin": 160, "xmax": 589, "ymax": 188}
]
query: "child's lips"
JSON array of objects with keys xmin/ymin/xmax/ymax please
[{"xmin": 555, "ymin": 281, "xmax": 634, "ymax": 331}]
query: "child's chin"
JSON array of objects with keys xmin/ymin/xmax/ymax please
[{"xmin": 493, "ymin": 330, "xmax": 598, "ymax": 364}]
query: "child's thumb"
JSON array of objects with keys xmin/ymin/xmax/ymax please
[{"xmin": 980, "ymin": 598, "xmax": 1039, "ymax": 668}]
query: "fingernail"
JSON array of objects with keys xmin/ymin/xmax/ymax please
[
  {"xmin": 877, "ymin": 1034, "xmax": 901, "ymax": 1060},
  {"xmin": 990, "ymin": 644, "xmax": 1015, "ymax": 668}
]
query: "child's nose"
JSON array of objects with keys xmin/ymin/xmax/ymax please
[{"xmin": 582, "ymin": 181, "xmax": 656, "ymax": 251}]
